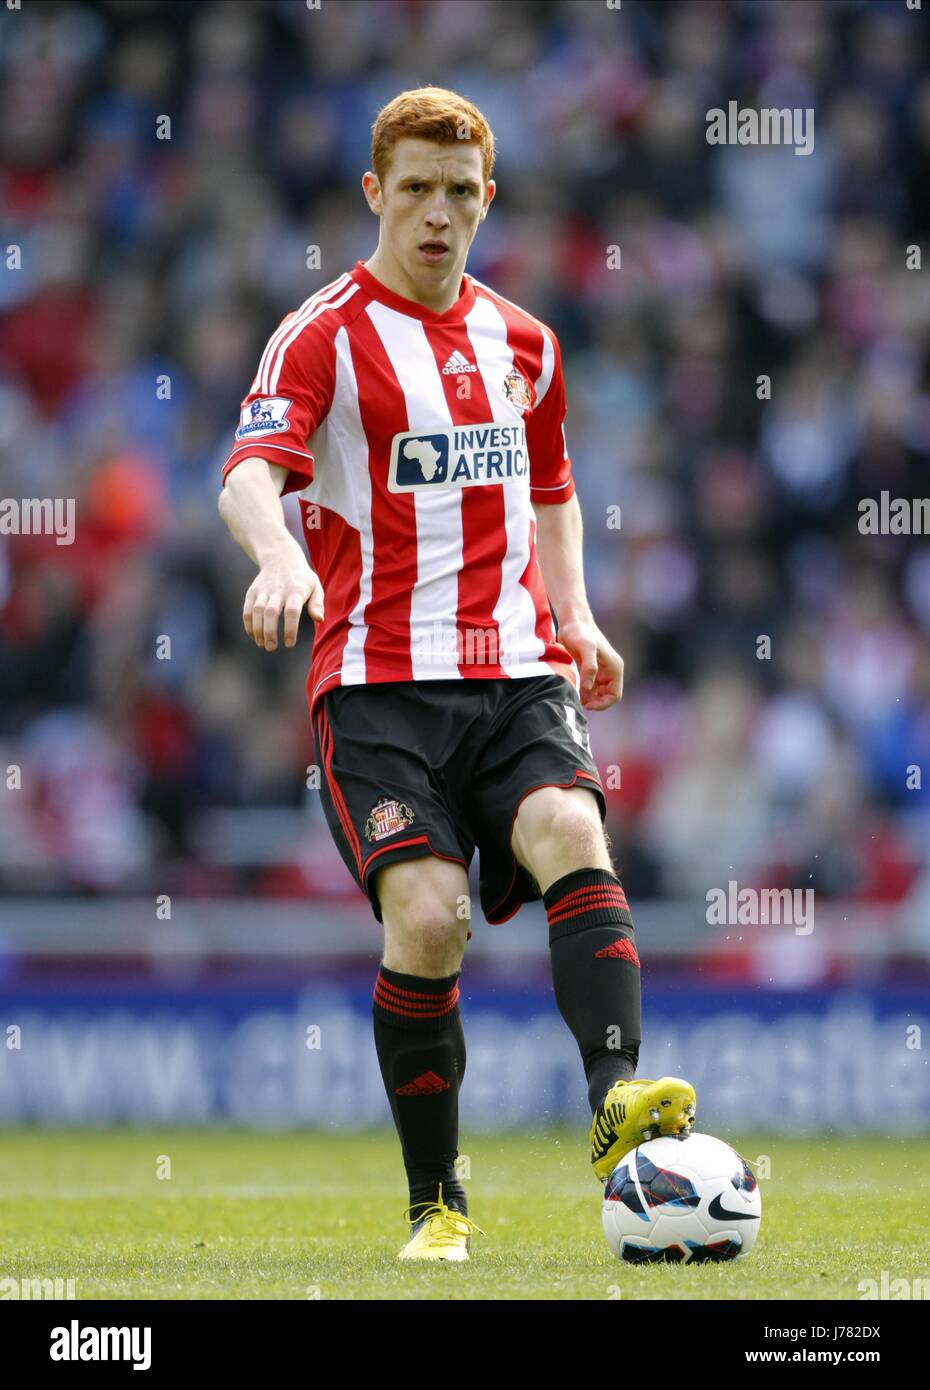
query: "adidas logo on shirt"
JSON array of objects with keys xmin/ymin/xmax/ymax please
[{"xmin": 441, "ymin": 350, "xmax": 477, "ymax": 374}]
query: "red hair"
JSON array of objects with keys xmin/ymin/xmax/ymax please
[{"xmin": 370, "ymin": 86, "xmax": 495, "ymax": 187}]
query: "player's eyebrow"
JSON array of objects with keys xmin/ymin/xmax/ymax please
[{"xmin": 399, "ymin": 174, "xmax": 480, "ymax": 190}]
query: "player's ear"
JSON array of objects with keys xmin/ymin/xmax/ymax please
[{"xmin": 362, "ymin": 171, "xmax": 382, "ymax": 213}]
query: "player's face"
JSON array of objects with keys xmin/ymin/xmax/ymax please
[{"xmin": 370, "ymin": 137, "xmax": 494, "ymax": 289}]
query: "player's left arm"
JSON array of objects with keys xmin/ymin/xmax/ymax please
[
  {"xmin": 534, "ymin": 496, "xmax": 623, "ymax": 710},
  {"xmin": 527, "ymin": 326, "xmax": 623, "ymax": 710}
]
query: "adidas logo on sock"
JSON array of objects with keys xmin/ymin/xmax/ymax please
[
  {"xmin": 595, "ymin": 938, "xmax": 641, "ymax": 965},
  {"xmin": 395, "ymin": 1069, "xmax": 451, "ymax": 1096},
  {"xmin": 441, "ymin": 350, "xmax": 477, "ymax": 375}
]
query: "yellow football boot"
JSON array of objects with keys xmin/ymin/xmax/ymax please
[
  {"xmin": 590, "ymin": 1076, "xmax": 697, "ymax": 1182},
  {"xmin": 397, "ymin": 1185, "xmax": 487, "ymax": 1262}
]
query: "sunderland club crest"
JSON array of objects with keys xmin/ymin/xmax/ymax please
[
  {"xmin": 365, "ymin": 796, "xmax": 416, "ymax": 842},
  {"xmin": 502, "ymin": 368, "xmax": 533, "ymax": 412}
]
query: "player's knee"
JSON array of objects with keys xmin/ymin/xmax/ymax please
[
  {"xmin": 513, "ymin": 786, "xmax": 609, "ymax": 883},
  {"xmin": 544, "ymin": 803, "xmax": 607, "ymax": 871},
  {"xmin": 375, "ymin": 856, "xmax": 469, "ymax": 973}
]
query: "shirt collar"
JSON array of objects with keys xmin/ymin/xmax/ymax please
[{"xmin": 351, "ymin": 259, "xmax": 476, "ymax": 324}]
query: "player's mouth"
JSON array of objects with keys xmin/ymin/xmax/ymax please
[{"xmin": 418, "ymin": 240, "xmax": 449, "ymax": 263}]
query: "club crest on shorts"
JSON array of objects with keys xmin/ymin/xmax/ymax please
[
  {"xmin": 501, "ymin": 368, "xmax": 532, "ymax": 412},
  {"xmin": 365, "ymin": 796, "xmax": 415, "ymax": 841}
]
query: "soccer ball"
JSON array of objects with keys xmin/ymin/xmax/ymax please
[{"xmin": 602, "ymin": 1132, "xmax": 762, "ymax": 1264}]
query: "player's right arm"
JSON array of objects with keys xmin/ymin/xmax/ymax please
[{"xmin": 218, "ymin": 457, "xmax": 324, "ymax": 652}]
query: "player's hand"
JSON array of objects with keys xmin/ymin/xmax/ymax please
[
  {"xmin": 557, "ymin": 617, "xmax": 624, "ymax": 710},
  {"xmin": 243, "ymin": 540, "xmax": 325, "ymax": 651}
]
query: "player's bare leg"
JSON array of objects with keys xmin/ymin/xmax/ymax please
[
  {"xmin": 512, "ymin": 785, "xmax": 697, "ymax": 1181},
  {"xmin": 373, "ymin": 855, "xmax": 485, "ymax": 1260},
  {"xmin": 379, "ymin": 856, "xmax": 470, "ymax": 976}
]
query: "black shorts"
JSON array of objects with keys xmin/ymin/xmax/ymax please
[{"xmin": 311, "ymin": 673, "xmax": 606, "ymax": 925}]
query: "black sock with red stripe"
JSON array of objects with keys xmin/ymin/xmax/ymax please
[
  {"xmin": 372, "ymin": 965, "xmax": 467, "ymax": 1222},
  {"xmin": 544, "ymin": 867, "xmax": 642, "ymax": 1114}
]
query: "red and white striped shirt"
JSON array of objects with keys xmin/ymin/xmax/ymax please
[{"xmin": 222, "ymin": 260, "xmax": 580, "ymax": 712}]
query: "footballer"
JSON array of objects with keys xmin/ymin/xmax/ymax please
[{"xmin": 218, "ymin": 86, "xmax": 696, "ymax": 1260}]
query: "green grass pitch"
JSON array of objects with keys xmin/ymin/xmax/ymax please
[{"xmin": 1, "ymin": 1130, "xmax": 927, "ymax": 1300}]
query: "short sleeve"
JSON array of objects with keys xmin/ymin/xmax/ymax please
[
  {"xmin": 221, "ymin": 312, "xmax": 336, "ymax": 496},
  {"xmin": 526, "ymin": 328, "xmax": 575, "ymax": 506}
]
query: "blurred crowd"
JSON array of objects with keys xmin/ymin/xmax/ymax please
[{"xmin": 1, "ymin": 0, "xmax": 929, "ymax": 918}]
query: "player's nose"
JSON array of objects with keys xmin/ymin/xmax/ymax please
[{"xmin": 425, "ymin": 198, "xmax": 451, "ymax": 225}]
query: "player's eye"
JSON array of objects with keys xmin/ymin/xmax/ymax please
[
  {"xmin": 453, "ymin": 185, "xmax": 471, "ymax": 196},
  {"xmin": 407, "ymin": 183, "xmax": 424, "ymax": 193}
]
